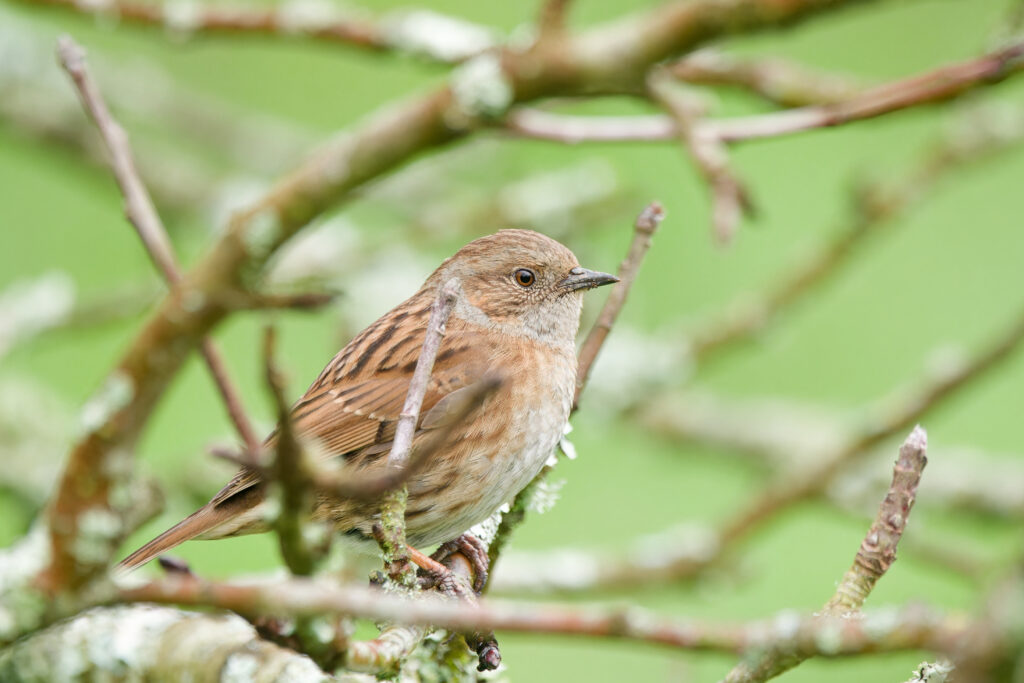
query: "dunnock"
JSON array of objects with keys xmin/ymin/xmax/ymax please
[{"xmin": 120, "ymin": 229, "xmax": 617, "ymax": 576}]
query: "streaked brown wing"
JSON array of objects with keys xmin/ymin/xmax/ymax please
[{"xmin": 209, "ymin": 327, "xmax": 491, "ymax": 507}]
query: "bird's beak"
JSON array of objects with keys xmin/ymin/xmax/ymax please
[{"xmin": 559, "ymin": 266, "xmax": 619, "ymax": 292}]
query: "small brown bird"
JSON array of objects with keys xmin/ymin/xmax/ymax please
[{"xmin": 120, "ymin": 229, "xmax": 616, "ymax": 575}]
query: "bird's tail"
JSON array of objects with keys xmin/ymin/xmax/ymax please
[{"xmin": 117, "ymin": 503, "xmax": 236, "ymax": 573}]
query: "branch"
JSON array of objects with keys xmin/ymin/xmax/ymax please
[
  {"xmin": 649, "ymin": 74, "xmax": 752, "ymax": 242},
  {"xmin": 716, "ymin": 307, "xmax": 1024, "ymax": 554},
  {"xmin": 574, "ymin": 202, "xmax": 664, "ymax": 410},
  {"xmin": 376, "ymin": 279, "xmax": 459, "ymax": 584},
  {"xmin": 117, "ymin": 577, "xmax": 971, "ymax": 657},
  {"xmin": 684, "ymin": 103, "xmax": 1024, "ymax": 364},
  {"xmin": 668, "ymin": 50, "xmax": 863, "ymax": 107},
  {"xmin": 723, "ymin": 426, "xmax": 929, "ymax": 682},
  {"xmin": 507, "ymin": 39, "xmax": 1024, "ymax": 144},
  {"xmin": 25, "ymin": 0, "xmax": 497, "ymax": 63},
  {"xmin": 263, "ymin": 327, "xmax": 320, "ymax": 577},
  {"xmin": 0, "ymin": 605, "xmax": 336, "ymax": 682},
  {"xmin": 57, "ymin": 36, "xmax": 260, "ymax": 455}
]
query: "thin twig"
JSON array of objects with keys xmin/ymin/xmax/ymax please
[
  {"xmin": 263, "ymin": 327, "xmax": 319, "ymax": 576},
  {"xmin": 376, "ymin": 279, "xmax": 460, "ymax": 584},
  {"xmin": 668, "ymin": 50, "xmax": 863, "ymax": 107},
  {"xmin": 649, "ymin": 74, "xmax": 752, "ymax": 242},
  {"xmin": 686, "ymin": 104, "xmax": 1024, "ymax": 364},
  {"xmin": 507, "ymin": 39, "xmax": 1024, "ymax": 145},
  {"xmin": 724, "ymin": 426, "xmax": 929, "ymax": 683},
  {"xmin": 574, "ymin": 202, "xmax": 664, "ymax": 410},
  {"xmin": 57, "ymin": 35, "xmax": 261, "ymax": 457}
]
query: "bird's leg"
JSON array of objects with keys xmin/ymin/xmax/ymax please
[
  {"xmin": 430, "ymin": 533, "xmax": 490, "ymax": 594},
  {"xmin": 405, "ymin": 540, "xmax": 502, "ymax": 671}
]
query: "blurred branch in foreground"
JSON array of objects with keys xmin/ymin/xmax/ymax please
[{"xmin": 17, "ymin": 0, "xmax": 497, "ymax": 63}]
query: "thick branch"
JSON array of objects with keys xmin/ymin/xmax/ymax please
[
  {"xmin": 27, "ymin": 0, "xmax": 494, "ymax": 62},
  {"xmin": 119, "ymin": 577, "xmax": 969, "ymax": 656}
]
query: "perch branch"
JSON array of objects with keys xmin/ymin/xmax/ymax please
[{"xmin": 118, "ymin": 577, "xmax": 971, "ymax": 656}]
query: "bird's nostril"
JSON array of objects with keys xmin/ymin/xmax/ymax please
[{"xmin": 569, "ymin": 266, "xmax": 585, "ymax": 275}]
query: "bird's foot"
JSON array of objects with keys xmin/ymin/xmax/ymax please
[{"xmin": 429, "ymin": 533, "xmax": 490, "ymax": 595}]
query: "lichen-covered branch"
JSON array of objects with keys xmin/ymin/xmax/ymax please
[
  {"xmin": 723, "ymin": 426, "xmax": 929, "ymax": 682},
  {"xmin": 118, "ymin": 576, "xmax": 976, "ymax": 656},
  {"xmin": 0, "ymin": 605, "xmax": 333, "ymax": 682},
  {"xmin": 507, "ymin": 39, "xmax": 1024, "ymax": 144},
  {"xmin": 22, "ymin": 0, "xmax": 497, "ymax": 63}
]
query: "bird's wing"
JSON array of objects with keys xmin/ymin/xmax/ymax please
[{"xmin": 209, "ymin": 330, "xmax": 491, "ymax": 507}]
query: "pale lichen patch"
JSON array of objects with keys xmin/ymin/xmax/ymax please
[
  {"xmin": 72, "ymin": 507, "xmax": 123, "ymax": 565},
  {"xmin": 383, "ymin": 10, "xmax": 496, "ymax": 62},
  {"xmin": 79, "ymin": 371, "xmax": 134, "ymax": 435},
  {"xmin": 449, "ymin": 53, "xmax": 513, "ymax": 126},
  {"xmin": 243, "ymin": 209, "xmax": 283, "ymax": 261}
]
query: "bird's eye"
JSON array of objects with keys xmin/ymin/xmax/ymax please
[{"xmin": 513, "ymin": 268, "xmax": 536, "ymax": 288}]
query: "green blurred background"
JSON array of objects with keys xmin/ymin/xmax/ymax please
[{"xmin": 1, "ymin": 0, "xmax": 1023, "ymax": 680}]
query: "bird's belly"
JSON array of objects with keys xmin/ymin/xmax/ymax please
[{"xmin": 404, "ymin": 382, "xmax": 571, "ymax": 548}]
